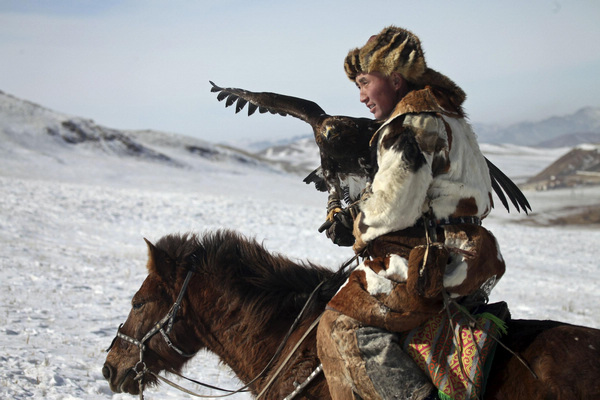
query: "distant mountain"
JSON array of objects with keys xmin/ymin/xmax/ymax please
[
  {"xmin": 4, "ymin": 88, "xmax": 599, "ymax": 188},
  {"xmin": 535, "ymin": 132, "xmax": 600, "ymax": 148},
  {"xmin": 473, "ymin": 107, "xmax": 600, "ymax": 147},
  {"xmin": 0, "ymin": 90, "xmax": 274, "ymax": 174}
]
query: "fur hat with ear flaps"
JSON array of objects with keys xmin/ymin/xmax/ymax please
[{"xmin": 344, "ymin": 26, "xmax": 466, "ymax": 107}]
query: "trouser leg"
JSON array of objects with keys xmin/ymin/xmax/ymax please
[
  {"xmin": 317, "ymin": 310, "xmax": 380, "ymax": 400},
  {"xmin": 356, "ymin": 326, "xmax": 434, "ymax": 400},
  {"xmin": 317, "ymin": 309, "xmax": 434, "ymax": 400}
]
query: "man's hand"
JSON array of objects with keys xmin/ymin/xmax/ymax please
[{"xmin": 318, "ymin": 208, "xmax": 355, "ymax": 247}]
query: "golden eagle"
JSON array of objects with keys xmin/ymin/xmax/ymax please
[{"xmin": 209, "ymin": 81, "xmax": 530, "ymax": 219}]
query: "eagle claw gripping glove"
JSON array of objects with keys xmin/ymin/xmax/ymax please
[{"xmin": 319, "ymin": 208, "xmax": 355, "ymax": 247}]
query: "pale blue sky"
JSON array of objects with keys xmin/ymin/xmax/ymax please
[{"xmin": 1, "ymin": 0, "xmax": 599, "ymax": 144}]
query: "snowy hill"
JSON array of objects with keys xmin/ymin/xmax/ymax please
[
  {"xmin": 0, "ymin": 90, "xmax": 280, "ymax": 184},
  {"xmin": 1, "ymin": 90, "xmax": 600, "ymax": 399},
  {"xmin": 256, "ymin": 136, "xmax": 320, "ymax": 174}
]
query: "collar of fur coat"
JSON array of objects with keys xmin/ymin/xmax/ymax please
[
  {"xmin": 369, "ymin": 86, "xmax": 465, "ymax": 146},
  {"xmin": 393, "ymin": 86, "xmax": 465, "ymax": 119}
]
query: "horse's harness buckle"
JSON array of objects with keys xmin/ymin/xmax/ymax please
[{"xmin": 133, "ymin": 360, "xmax": 147, "ymax": 380}]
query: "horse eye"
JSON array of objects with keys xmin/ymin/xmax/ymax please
[{"xmin": 132, "ymin": 301, "xmax": 145, "ymax": 310}]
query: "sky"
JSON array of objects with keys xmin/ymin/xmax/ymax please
[{"xmin": 1, "ymin": 0, "xmax": 599, "ymax": 145}]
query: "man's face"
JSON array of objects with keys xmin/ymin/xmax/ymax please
[{"xmin": 355, "ymin": 72, "xmax": 403, "ymax": 119}]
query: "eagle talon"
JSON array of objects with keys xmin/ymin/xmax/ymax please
[{"xmin": 327, "ymin": 208, "xmax": 343, "ymax": 222}]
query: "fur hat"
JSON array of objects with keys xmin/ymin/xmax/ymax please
[{"xmin": 344, "ymin": 26, "xmax": 466, "ymax": 105}]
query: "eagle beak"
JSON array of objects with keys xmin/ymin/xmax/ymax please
[{"xmin": 323, "ymin": 126, "xmax": 332, "ymax": 139}]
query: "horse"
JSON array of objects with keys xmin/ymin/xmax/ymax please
[{"xmin": 103, "ymin": 230, "xmax": 600, "ymax": 399}]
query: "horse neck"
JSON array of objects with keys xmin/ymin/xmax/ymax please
[{"xmin": 186, "ymin": 269, "xmax": 314, "ymax": 388}]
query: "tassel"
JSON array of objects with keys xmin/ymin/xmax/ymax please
[
  {"xmin": 437, "ymin": 390, "xmax": 455, "ymax": 400},
  {"xmin": 478, "ymin": 312, "xmax": 508, "ymax": 336}
]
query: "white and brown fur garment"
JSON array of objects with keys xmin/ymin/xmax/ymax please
[
  {"xmin": 329, "ymin": 86, "xmax": 505, "ymax": 332},
  {"xmin": 352, "ymin": 86, "xmax": 493, "ymax": 251}
]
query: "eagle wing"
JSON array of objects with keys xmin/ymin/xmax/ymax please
[
  {"xmin": 209, "ymin": 81, "xmax": 327, "ymax": 128},
  {"xmin": 303, "ymin": 167, "xmax": 328, "ymax": 192}
]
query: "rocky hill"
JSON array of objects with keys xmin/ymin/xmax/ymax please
[{"xmin": 524, "ymin": 144, "xmax": 600, "ymax": 190}]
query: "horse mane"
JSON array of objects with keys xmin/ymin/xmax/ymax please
[{"xmin": 154, "ymin": 230, "xmax": 349, "ymax": 325}]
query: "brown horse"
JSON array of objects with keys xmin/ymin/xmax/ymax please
[{"xmin": 103, "ymin": 230, "xmax": 600, "ymax": 399}]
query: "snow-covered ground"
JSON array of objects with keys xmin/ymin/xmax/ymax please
[{"xmin": 1, "ymin": 96, "xmax": 599, "ymax": 399}]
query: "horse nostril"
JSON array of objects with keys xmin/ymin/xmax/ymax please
[{"xmin": 102, "ymin": 364, "xmax": 112, "ymax": 380}]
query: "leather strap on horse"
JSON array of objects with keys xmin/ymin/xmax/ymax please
[
  {"xmin": 148, "ymin": 370, "xmax": 247, "ymax": 398},
  {"xmin": 256, "ymin": 313, "xmax": 323, "ymax": 399},
  {"xmin": 283, "ymin": 364, "xmax": 324, "ymax": 400}
]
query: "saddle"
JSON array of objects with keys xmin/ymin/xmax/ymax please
[{"xmin": 399, "ymin": 301, "xmax": 510, "ymax": 400}]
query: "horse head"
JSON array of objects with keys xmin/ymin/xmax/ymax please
[
  {"xmin": 103, "ymin": 230, "xmax": 349, "ymax": 398},
  {"xmin": 102, "ymin": 235, "xmax": 203, "ymax": 395}
]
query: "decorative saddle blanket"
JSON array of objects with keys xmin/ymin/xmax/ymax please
[{"xmin": 399, "ymin": 301, "xmax": 509, "ymax": 400}]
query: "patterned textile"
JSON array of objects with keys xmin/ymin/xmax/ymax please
[{"xmin": 399, "ymin": 302, "xmax": 508, "ymax": 400}]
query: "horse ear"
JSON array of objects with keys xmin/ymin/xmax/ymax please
[{"xmin": 144, "ymin": 237, "xmax": 174, "ymax": 280}]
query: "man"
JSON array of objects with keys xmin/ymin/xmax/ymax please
[{"xmin": 317, "ymin": 26, "xmax": 505, "ymax": 400}]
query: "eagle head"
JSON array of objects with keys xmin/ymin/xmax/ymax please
[
  {"xmin": 322, "ymin": 125, "xmax": 335, "ymax": 140},
  {"xmin": 321, "ymin": 117, "xmax": 362, "ymax": 142}
]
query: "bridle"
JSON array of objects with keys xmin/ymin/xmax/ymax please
[
  {"xmin": 106, "ymin": 265, "xmax": 318, "ymax": 399},
  {"xmin": 106, "ymin": 268, "xmax": 198, "ymax": 398},
  {"xmin": 106, "ymin": 262, "xmax": 254, "ymax": 398}
]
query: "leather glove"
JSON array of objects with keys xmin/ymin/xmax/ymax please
[{"xmin": 318, "ymin": 208, "xmax": 355, "ymax": 247}]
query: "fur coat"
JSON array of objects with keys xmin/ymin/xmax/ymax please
[{"xmin": 328, "ymin": 86, "xmax": 505, "ymax": 333}]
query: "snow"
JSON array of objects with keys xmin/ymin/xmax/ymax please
[
  {"xmin": 1, "ymin": 96, "xmax": 599, "ymax": 399},
  {"xmin": 577, "ymin": 143, "xmax": 600, "ymax": 151}
]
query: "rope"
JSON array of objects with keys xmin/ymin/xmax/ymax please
[
  {"xmin": 259, "ymin": 253, "xmax": 359, "ymax": 399},
  {"xmin": 283, "ymin": 364, "xmax": 323, "ymax": 400}
]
